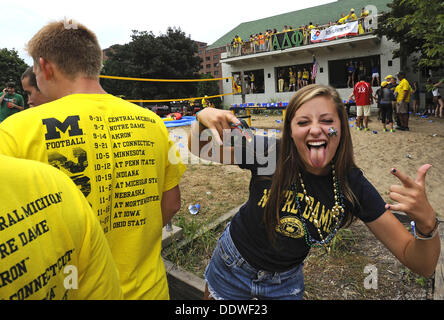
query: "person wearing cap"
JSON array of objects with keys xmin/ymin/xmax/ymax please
[
  {"xmin": 395, "ymin": 71, "xmax": 412, "ymax": 130},
  {"xmin": 379, "ymin": 81, "xmax": 396, "ymax": 132},
  {"xmin": 385, "ymin": 74, "xmax": 394, "ymax": 82},
  {"xmin": 385, "ymin": 75, "xmax": 400, "ymax": 127},
  {"xmin": 21, "ymin": 67, "xmax": 50, "ymax": 108},
  {"xmin": 346, "ymin": 8, "xmax": 358, "ymax": 22},
  {"xmin": 0, "ymin": 81, "xmax": 25, "ymax": 122}
]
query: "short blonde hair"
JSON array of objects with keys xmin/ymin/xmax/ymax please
[{"xmin": 26, "ymin": 20, "xmax": 102, "ymax": 79}]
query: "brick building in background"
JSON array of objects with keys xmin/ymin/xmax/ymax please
[{"xmin": 195, "ymin": 41, "xmax": 226, "ymax": 93}]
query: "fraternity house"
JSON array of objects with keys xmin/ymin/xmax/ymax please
[{"xmin": 210, "ymin": 0, "xmax": 410, "ymax": 109}]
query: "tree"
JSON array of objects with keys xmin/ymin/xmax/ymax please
[
  {"xmin": 0, "ymin": 48, "xmax": 29, "ymax": 91},
  {"xmin": 374, "ymin": 0, "xmax": 444, "ymax": 70},
  {"xmin": 101, "ymin": 27, "xmax": 203, "ymax": 102}
]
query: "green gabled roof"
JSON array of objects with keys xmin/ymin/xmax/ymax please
[{"xmin": 208, "ymin": 0, "xmax": 392, "ymax": 49}]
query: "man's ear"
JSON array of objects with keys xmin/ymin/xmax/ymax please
[{"xmin": 39, "ymin": 57, "xmax": 54, "ymax": 81}]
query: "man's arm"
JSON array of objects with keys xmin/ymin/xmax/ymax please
[
  {"xmin": 0, "ymin": 89, "xmax": 6, "ymax": 103},
  {"xmin": 16, "ymin": 95, "xmax": 25, "ymax": 110},
  {"xmin": 161, "ymin": 185, "xmax": 181, "ymax": 227},
  {"xmin": 10, "ymin": 102, "xmax": 24, "ymax": 111}
]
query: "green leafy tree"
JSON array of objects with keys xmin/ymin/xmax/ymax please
[
  {"xmin": 101, "ymin": 27, "xmax": 203, "ymax": 102},
  {"xmin": 374, "ymin": 0, "xmax": 444, "ymax": 70},
  {"xmin": 0, "ymin": 48, "xmax": 29, "ymax": 91}
]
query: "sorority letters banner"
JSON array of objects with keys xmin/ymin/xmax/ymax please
[
  {"xmin": 272, "ymin": 30, "xmax": 304, "ymax": 51},
  {"xmin": 311, "ymin": 21, "xmax": 359, "ymax": 43}
]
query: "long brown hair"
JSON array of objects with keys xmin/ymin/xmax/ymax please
[{"xmin": 264, "ymin": 84, "xmax": 359, "ymax": 241}]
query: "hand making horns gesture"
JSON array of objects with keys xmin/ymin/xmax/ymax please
[{"xmin": 386, "ymin": 164, "xmax": 437, "ymax": 233}]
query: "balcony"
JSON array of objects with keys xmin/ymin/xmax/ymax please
[{"xmin": 222, "ymin": 17, "xmax": 381, "ymax": 63}]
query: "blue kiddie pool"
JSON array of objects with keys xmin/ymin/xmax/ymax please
[{"xmin": 163, "ymin": 116, "xmax": 196, "ymax": 128}]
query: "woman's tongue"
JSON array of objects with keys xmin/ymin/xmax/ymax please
[{"xmin": 309, "ymin": 145, "xmax": 326, "ymax": 168}]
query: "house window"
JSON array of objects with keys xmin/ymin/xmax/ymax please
[
  {"xmin": 328, "ymin": 55, "xmax": 381, "ymax": 89},
  {"xmin": 244, "ymin": 69, "xmax": 265, "ymax": 94},
  {"xmin": 275, "ymin": 64, "xmax": 312, "ymax": 93}
]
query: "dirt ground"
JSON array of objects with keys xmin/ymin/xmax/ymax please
[{"xmin": 165, "ymin": 110, "xmax": 443, "ymax": 300}]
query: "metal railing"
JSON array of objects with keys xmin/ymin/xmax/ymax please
[{"xmin": 225, "ymin": 14, "xmax": 381, "ymax": 58}]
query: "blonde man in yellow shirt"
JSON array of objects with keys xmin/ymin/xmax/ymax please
[{"xmin": 0, "ymin": 19, "xmax": 186, "ymax": 300}]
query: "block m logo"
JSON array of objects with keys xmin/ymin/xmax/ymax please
[{"xmin": 42, "ymin": 116, "xmax": 83, "ymax": 140}]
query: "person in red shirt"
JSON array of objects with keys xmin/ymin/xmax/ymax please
[{"xmin": 349, "ymin": 75, "xmax": 373, "ymax": 131}]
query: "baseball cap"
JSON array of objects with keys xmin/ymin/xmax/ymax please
[
  {"xmin": 350, "ymin": 8, "xmax": 355, "ymax": 12},
  {"xmin": 385, "ymin": 75, "xmax": 394, "ymax": 80}
]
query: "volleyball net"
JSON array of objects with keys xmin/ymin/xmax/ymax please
[{"xmin": 99, "ymin": 74, "xmax": 235, "ymax": 103}]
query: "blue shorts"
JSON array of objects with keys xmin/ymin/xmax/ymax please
[{"xmin": 204, "ymin": 224, "xmax": 304, "ymax": 300}]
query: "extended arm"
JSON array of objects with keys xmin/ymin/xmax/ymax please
[{"xmin": 188, "ymin": 108, "xmax": 240, "ymax": 164}]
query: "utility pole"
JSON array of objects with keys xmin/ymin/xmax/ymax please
[{"xmin": 240, "ymin": 71, "xmax": 246, "ymax": 104}]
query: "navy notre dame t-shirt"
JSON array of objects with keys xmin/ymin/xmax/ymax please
[{"xmin": 229, "ymin": 135, "xmax": 387, "ymax": 272}]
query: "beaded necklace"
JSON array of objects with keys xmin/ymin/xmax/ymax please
[{"xmin": 291, "ymin": 164, "xmax": 345, "ymax": 254}]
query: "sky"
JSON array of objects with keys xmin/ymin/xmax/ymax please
[{"xmin": 0, "ymin": 0, "xmax": 337, "ymax": 65}]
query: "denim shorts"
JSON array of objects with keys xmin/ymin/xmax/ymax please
[{"xmin": 204, "ymin": 224, "xmax": 304, "ymax": 300}]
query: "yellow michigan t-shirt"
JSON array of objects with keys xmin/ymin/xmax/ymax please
[
  {"xmin": 0, "ymin": 94, "xmax": 186, "ymax": 299},
  {"xmin": 0, "ymin": 155, "xmax": 122, "ymax": 300}
]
